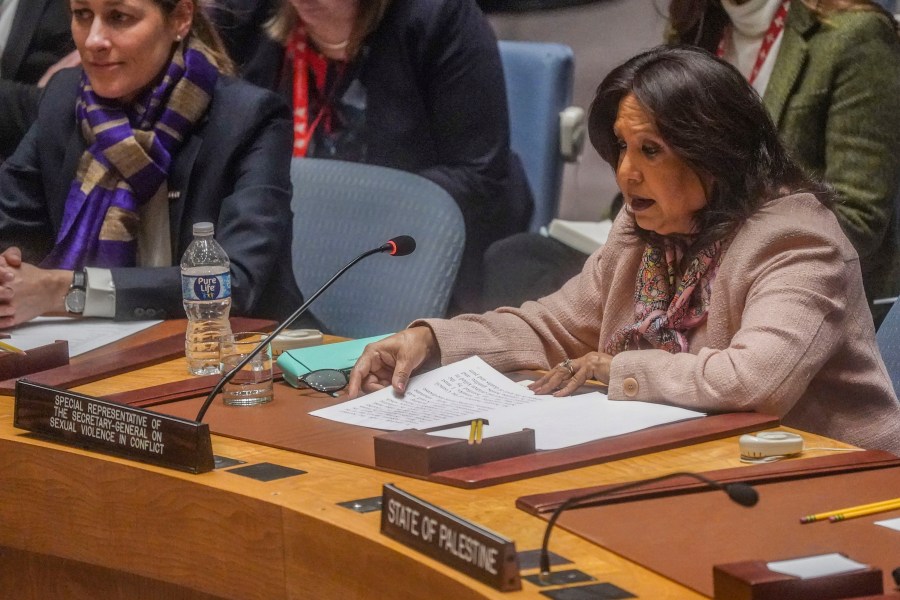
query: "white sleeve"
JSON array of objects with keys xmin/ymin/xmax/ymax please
[{"xmin": 83, "ymin": 267, "xmax": 116, "ymax": 318}]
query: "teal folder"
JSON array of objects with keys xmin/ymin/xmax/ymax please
[{"xmin": 276, "ymin": 334, "xmax": 391, "ymax": 388}]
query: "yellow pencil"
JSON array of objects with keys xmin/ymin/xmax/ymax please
[
  {"xmin": 475, "ymin": 419, "xmax": 483, "ymax": 445},
  {"xmin": 829, "ymin": 499, "xmax": 900, "ymax": 522},
  {"xmin": 801, "ymin": 497, "xmax": 900, "ymax": 523},
  {"xmin": 467, "ymin": 420, "xmax": 477, "ymax": 445},
  {"xmin": 0, "ymin": 340, "xmax": 24, "ymax": 354}
]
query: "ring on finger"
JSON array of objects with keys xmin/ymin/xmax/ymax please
[{"xmin": 558, "ymin": 358, "xmax": 575, "ymax": 376}]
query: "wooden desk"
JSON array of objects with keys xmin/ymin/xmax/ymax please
[{"xmin": 0, "ymin": 357, "xmax": 856, "ymax": 600}]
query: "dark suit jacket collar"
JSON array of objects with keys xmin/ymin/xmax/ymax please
[
  {"xmin": 763, "ymin": 0, "xmax": 819, "ymax": 127},
  {"xmin": 1, "ymin": 0, "xmax": 49, "ymax": 79},
  {"xmin": 167, "ymin": 128, "xmax": 202, "ymax": 257}
]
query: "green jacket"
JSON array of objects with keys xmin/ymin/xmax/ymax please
[{"xmin": 764, "ymin": 1, "xmax": 900, "ymax": 320}]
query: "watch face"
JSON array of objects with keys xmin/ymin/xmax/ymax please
[{"xmin": 65, "ymin": 289, "xmax": 86, "ymax": 314}]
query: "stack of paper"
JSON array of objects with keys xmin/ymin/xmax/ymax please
[
  {"xmin": 4, "ymin": 317, "xmax": 161, "ymax": 357},
  {"xmin": 311, "ymin": 356, "xmax": 704, "ymax": 450}
]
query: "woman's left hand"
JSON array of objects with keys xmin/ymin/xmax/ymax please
[{"xmin": 528, "ymin": 351, "xmax": 613, "ymax": 397}]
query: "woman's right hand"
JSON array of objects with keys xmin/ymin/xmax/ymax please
[
  {"xmin": 0, "ymin": 247, "xmax": 70, "ymax": 328},
  {"xmin": 345, "ymin": 326, "xmax": 438, "ymax": 398}
]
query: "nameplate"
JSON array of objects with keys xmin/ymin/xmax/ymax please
[
  {"xmin": 13, "ymin": 380, "xmax": 214, "ymax": 474},
  {"xmin": 380, "ymin": 483, "xmax": 521, "ymax": 591}
]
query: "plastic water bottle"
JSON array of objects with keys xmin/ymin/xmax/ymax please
[{"xmin": 182, "ymin": 222, "xmax": 232, "ymax": 375}]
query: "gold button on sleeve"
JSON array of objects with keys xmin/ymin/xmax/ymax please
[{"xmin": 623, "ymin": 377, "xmax": 639, "ymax": 398}]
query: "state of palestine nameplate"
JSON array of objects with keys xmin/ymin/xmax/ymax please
[
  {"xmin": 13, "ymin": 380, "xmax": 214, "ymax": 473},
  {"xmin": 381, "ymin": 483, "xmax": 521, "ymax": 591}
]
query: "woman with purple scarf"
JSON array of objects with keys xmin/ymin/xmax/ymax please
[
  {"xmin": 345, "ymin": 46, "xmax": 900, "ymax": 454},
  {"xmin": 0, "ymin": 0, "xmax": 302, "ymax": 325}
]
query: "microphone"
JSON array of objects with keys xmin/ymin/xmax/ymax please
[
  {"xmin": 194, "ymin": 235, "xmax": 417, "ymax": 422},
  {"xmin": 382, "ymin": 235, "xmax": 416, "ymax": 257},
  {"xmin": 538, "ymin": 471, "xmax": 758, "ymax": 583}
]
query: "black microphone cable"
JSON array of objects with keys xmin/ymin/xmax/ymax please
[
  {"xmin": 538, "ymin": 471, "xmax": 758, "ymax": 583},
  {"xmin": 194, "ymin": 235, "xmax": 416, "ymax": 422}
]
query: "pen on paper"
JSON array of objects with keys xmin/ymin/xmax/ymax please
[{"xmin": 801, "ymin": 497, "xmax": 900, "ymax": 523}]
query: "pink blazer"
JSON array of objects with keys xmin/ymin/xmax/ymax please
[{"xmin": 423, "ymin": 194, "xmax": 900, "ymax": 453}]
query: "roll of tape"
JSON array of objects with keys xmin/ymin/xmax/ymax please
[
  {"xmin": 739, "ymin": 431, "xmax": 804, "ymax": 460},
  {"xmin": 271, "ymin": 329, "xmax": 323, "ymax": 356}
]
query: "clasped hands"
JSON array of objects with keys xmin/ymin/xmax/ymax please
[
  {"xmin": 345, "ymin": 326, "xmax": 612, "ymax": 399},
  {"xmin": 0, "ymin": 247, "xmax": 70, "ymax": 328}
]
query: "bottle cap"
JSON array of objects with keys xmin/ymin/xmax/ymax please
[{"xmin": 192, "ymin": 222, "xmax": 214, "ymax": 236}]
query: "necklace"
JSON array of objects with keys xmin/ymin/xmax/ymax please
[{"xmin": 309, "ymin": 33, "xmax": 350, "ymax": 52}]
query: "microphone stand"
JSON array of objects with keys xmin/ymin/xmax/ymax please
[
  {"xmin": 538, "ymin": 471, "xmax": 758, "ymax": 583},
  {"xmin": 194, "ymin": 243, "xmax": 398, "ymax": 422}
]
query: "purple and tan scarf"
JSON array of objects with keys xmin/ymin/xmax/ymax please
[
  {"xmin": 42, "ymin": 41, "xmax": 217, "ymax": 270},
  {"xmin": 605, "ymin": 235, "xmax": 728, "ymax": 355}
]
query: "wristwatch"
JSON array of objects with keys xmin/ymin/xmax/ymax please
[{"xmin": 65, "ymin": 269, "xmax": 87, "ymax": 314}]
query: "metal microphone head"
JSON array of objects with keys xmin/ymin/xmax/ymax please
[
  {"xmin": 724, "ymin": 482, "xmax": 759, "ymax": 507},
  {"xmin": 385, "ymin": 235, "xmax": 416, "ymax": 256}
]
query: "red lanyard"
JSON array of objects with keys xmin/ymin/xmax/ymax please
[
  {"xmin": 287, "ymin": 27, "xmax": 340, "ymax": 158},
  {"xmin": 716, "ymin": 0, "xmax": 790, "ymax": 85}
]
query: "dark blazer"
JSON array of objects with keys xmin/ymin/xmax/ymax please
[
  {"xmin": 230, "ymin": 0, "xmax": 533, "ymax": 311},
  {"xmin": 0, "ymin": 0, "xmax": 74, "ymax": 159},
  {"xmin": 0, "ymin": 68, "xmax": 302, "ymax": 322},
  {"xmin": 0, "ymin": 0, "xmax": 73, "ymax": 82}
]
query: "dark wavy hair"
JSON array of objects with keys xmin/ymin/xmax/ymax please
[{"xmin": 589, "ymin": 44, "xmax": 826, "ymax": 246}]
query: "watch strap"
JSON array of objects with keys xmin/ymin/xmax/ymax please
[{"xmin": 70, "ymin": 269, "xmax": 86, "ymax": 291}]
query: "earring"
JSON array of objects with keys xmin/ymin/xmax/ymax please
[{"xmin": 175, "ymin": 34, "xmax": 182, "ymax": 42}]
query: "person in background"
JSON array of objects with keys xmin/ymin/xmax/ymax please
[
  {"xmin": 0, "ymin": 0, "xmax": 77, "ymax": 160},
  {"xmin": 0, "ymin": 0, "xmax": 302, "ymax": 326},
  {"xmin": 216, "ymin": 0, "xmax": 533, "ymax": 314},
  {"xmin": 672, "ymin": 0, "xmax": 900, "ymax": 325},
  {"xmin": 347, "ymin": 45, "xmax": 900, "ymax": 454},
  {"xmin": 483, "ymin": 0, "xmax": 900, "ymax": 327}
]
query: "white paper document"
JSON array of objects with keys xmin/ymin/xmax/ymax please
[
  {"xmin": 767, "ymin": 553, "xmax": 869, "ymax": 579},
  {"xmin": 311, "ymin": 356, "xmax": 705, "ymax": 450},
  {"xmin": 4, "ymin": 316, "xmax": 162, "ymax": 357},
  {"xmin": 875, "ymin": 517, "xmax": 900, "ymax": 532}
]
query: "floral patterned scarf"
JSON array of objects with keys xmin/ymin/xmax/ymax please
[
  {"xmin": 605, "ymin": 234, "xmax": 728, "ymax": 355},
  {"xmin": 41, "ymin": 41, "xmax": 217, "ymax": 270}
]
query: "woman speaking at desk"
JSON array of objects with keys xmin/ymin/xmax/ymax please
[
  {"xmin": 0, "ymin": 0, "xmax": 300, "ymax": 326},
  {"xmin": 347, "ymin": 46, "xmax": 900, "ymax": 454}
]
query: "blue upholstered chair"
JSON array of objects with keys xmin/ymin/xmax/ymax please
[
  {"xmin": 290, "ymin": 158, "xmax": 465, "ymax": 338},
  {"xmin": 499, "ymin": 40, "xmax": 584, "ymax": 232},
  {"xmin": 877, "ymin": 299, "xmax": 900, "ymax": 396}
]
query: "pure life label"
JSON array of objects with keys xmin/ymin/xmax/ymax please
[{"xmin": 182, "ymin": 273, "xmax": 232, "ymax": 301}]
